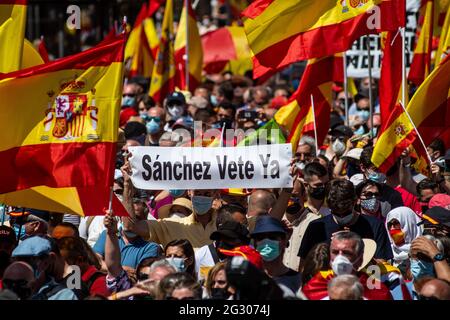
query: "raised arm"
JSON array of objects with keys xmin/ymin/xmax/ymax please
[
  {"xmin": 399, "ymin": 148, "xmax": 418, "ymax": 196},
  {"xmin": 104, "ymin": 210, "xmax": 122, "ymax": 278}
]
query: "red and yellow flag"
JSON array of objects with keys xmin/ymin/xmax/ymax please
[
  {"xmin": 149, "ymin": 0, "xmax": 176, "ymax": 103},
  {"xmin": 242, "ymin": 0, "xmax": 405, "ymax": 79},
  {"xmin": 0, "ymin": 35, "xmax": 125, "ymax": 195},
  {"xmin": 38, "ymin": 37, "xmax": 50, "ymax": 63},
  {"xmin": 372, "ymin": 54, "xmax": 450, "ymax": 172},
  {"xmin": 379, "ymin": 31, "xmax": 403, "ymax": 127},
  {"xmin": 21, "ymin": 39, "xmax": 44, "ymax": 69},
  {"xmin": 0, "ymin": 0, "xmax": 27, "ymax": 73},
  {"xmin": 435, "ymin": 5, "xmax": 450, "ymax": 66},
  {"xmin": 408, "ymin": 0, "xmax": 434, "ymax": 86},
  {"xmin": 274, "ymin": 55, "xmax": 343, "ymax": 150},
  {"xmin": 174, "ymin": 0, "xmax": 203, "ymax": 92}
]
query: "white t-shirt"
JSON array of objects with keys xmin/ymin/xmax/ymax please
[{"xmin": 78, "ymin": 216, "xmax": 106, "ymax": 248}]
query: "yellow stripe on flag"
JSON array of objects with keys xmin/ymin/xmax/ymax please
[{"xmin": 21, "ymin": 39, "xmax": 45, "ymax": 69}]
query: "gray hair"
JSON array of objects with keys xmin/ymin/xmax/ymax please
[
  {"xmin": 149, "ymin": 259, "xmax": 177, "ymax": 275},
  {"xmin": 299, "ymin": 135, "xmax": 317, "ymax": 156},
  {"xmin": 332, "ymin": 231, "xmax": 365, "ymax": 257},
  {"xmin": 328, "ymin": 274, "xmax": 364, "ymax": 300}
]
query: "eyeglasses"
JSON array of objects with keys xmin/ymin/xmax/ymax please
[
  {"xmin": 148, "ymin": 116, "xmax": 161, "ymax": 122},
  {"xmin": 361, "ymin": 192, "xmax": 380, "ymax": 199},
  {"xmin": 123, "ymin": 93, "xmax": 136, "ymax": 98},
  {"xmin": 114, "ymin": 189, "xmax": 124, "ymax": 196}
]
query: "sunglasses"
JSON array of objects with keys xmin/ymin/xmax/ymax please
[
  {"xmin": 361, "ymin": 192, "xmax": 380, "ymax": 199},
  {"xmin": 114, "ymin": 189, "xmax": 124, "ymax": 196},
  {"xmin": 148, "ymin": 116, "xmax": 161, "ymax": 122},
  {"xmin": 137, "ymin": 273, "xmax": 149, "ymax": 281},
  {"xmin": 123, "ymin": 93, "xmax": 136, "ymax": 98},
  {"xmin": 331, "ymin": 136, "xmax": 346, "ymax": 141}
]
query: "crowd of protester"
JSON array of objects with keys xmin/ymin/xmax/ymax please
[{"xmin": 0, "ymin": 66, "xmax": 449, "ymax": 301}]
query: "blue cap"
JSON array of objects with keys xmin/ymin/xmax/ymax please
[
  {"xmin": 11, "ymin": 236, "xmax": 52, "ymax": 257},
  {"xmin": 251, "ymin": 215, "xmax": 286, "ymax": 237}
]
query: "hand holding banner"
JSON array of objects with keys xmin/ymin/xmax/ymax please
[{"xmin": 128, "ymin": 144, "xmax": 293, "ymax": 190}]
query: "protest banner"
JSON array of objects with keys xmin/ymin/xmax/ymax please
[
  {"xmin": 346, "ymin": 0, "xmax": 420, "ymax": 78},
  {"xmin": 128, "ymin": 144, "xmax": 293, "ymax": 190}
]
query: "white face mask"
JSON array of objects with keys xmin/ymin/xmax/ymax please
[
  {"xmin": 169, "ymin": 212, "xmax": 187, "ymax": 219},
  {"xmin": 331, "ymin": 254, "xmax": 354, "ymax": 276},
  {"xmin": 332, "ymin": 139, "xmax": 346, "ymax": 156},
  {"xmin": 167, "ymin": 105, "xmax": 184, "ymax": 119}
]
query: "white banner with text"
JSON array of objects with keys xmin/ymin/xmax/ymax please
[{"xmin": 128, "ymin": 144, "xmax": 293, "ymax": 190}]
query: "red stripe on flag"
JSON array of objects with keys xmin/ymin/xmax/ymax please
[
  {"xmin": 241, "ymin": 0, "xmax": 275, "ymax": 19},
  {"xmin": 0, "ymin": 142, "xmax": 116, "ymax": 194},
  {"xmin": 0, "ymin": 0, "xmax": 27, "ymax": 4}
]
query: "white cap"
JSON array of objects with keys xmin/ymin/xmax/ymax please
[
  {"xmin": 343, "ymin": 148, "xmax": 363, "ymax": 160},
  {"xmin": 114, "ymin": 169, "xmax": 123, "ymax": 180}
]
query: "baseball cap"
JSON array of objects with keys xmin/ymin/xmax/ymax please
[
  {"xmin": 429, "ymin": 194, "xmax": 450, "ymax": 210},
  {"xmin": 11, "ymin": 236, "xmax": 52, "ymax": 257},
  {"xmin": 343, "ymin": 148, "xmax": 363, "ymax": 160},
  {"xmin": 0, "ymin": 226, "xmax": 17, "ymax": 245},
  {"xmin": 157, "ymin": 197, "xmax": 193, "ymax": 220},
  {"xmin": 167, "ymin": 91, "xmax": 186, "ymax": 105},
  {"xmin": 330, "ymin": 125, "xmax": 354, "ymax": 138},
  {"xmin": 250, "ymin": 215, "xmax": 286, "ymax": 237},
  {"xmin": 419, "ymin": 206, "xmax": 450, "ymax": 228},
  {"xmin": 210, "ymin": 221, "xmax": 250, "ymax": 242},
  {"xmin": 218, "ymin": 245, "xmax": 263, "ymax": 269},
  {"xmin": 187, "ymin": 96, "xmax": 208, "ymax": 109}
]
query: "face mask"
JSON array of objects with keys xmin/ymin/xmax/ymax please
[
  {"xmin": 210, "ymin": 95, "xmax": 218, "ymax": 106},
  {"xmin": 371, "ymin": 127, "xmax": 378, "ymax": 137},
  {"xmin": 419, "ymin": 202, "xmax": 429, "ymax": 214},
  {"xmin": 122, "ymin": 96, "xmax": 136, "ymax": 108},
  {"xmin": 360, "ymin": 198, "xmax": 380, "ymax": 214},
  {"xmin": 140, "ymin": 112, "xmax": 149, "ymax": 119},
  {"xmin": 333, "ymin": 211, "xmax": 355, "ymax": 226},
  {"xmin": 356, "ymin": 110, "xmax": 370, "ymax": 122},
  {"xmin": 332, "ymin": 139, "xmax": 346, "ymax": 156},
  {"xmin": 296, "ymin": 161, "xmax": 306, "ymax": 171},
  {"xmin": 308, "ymin": 185, "xmax": 327, "ymax": 200},
  {"xmin": 410, "ymin": 259, "xmax": 435, "ymax": 280},
  {"xmin": 367, "ymin": 170, "xmax": 387, "ymax": 184},
  {"xmin": 169, "ymin": 189, "xmax": 185, "ymax": 198},
  {"xmin": 256, "ymin": 239, "xmax": 281, "ymax": 262},
  {"xmin": 170, "ymin": 212, "xmax": 187, "ymax": 219},
  {"xmin": 192, "ymin": 196, "xmax": 214, "ymax": 215},
  {"xmin": 210, "ymin": 288, "xmax": 230, "ymax": 300},
  {"xmin": 167, "ymin": 105, "xmax": 184, "ymax": 119},
  {"xmin": 354, "ymin": 125, "xmax": 365, "ymax": 135},
  {"xmin": 389, "ymin": 228, "xmax": 405, "ymax": 246},
  {"xmin": 123, "ymin": 230, "xmax": 138, "ymax": 239},
  {"xmin": 166, "ymin": 257, "xmax": 186, "ymax": 272},
  {"xmin": 332, "ymin": 254, "xmax": 354, "ymax": 276},
  {"xmin": 146, "ymin": 119, "xmax": 160, "ymax": 135}
]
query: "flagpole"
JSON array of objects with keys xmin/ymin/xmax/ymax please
[
  {"xmin": 401, "ymin": 27, "xmax": 407, "ymax": 113},
  {"xmin": 108, "ymin": 186, "xmax": 114, "ymax": 212},
  {"xmin": 398, "ymin": 101, "xmax": 433, "ymax": 164},
  {"xmin": 343, "ymin": 52, "xmax": 349, "ymax": 126},
  {"xmin": 366, "ymin": 35, "xmax": 374, "ymax": 138},
  {"xmin": 310, "ymin": 94, "xmax": 319, "ymax": 157},
  {"xmin": 185, "ymin": 0, "xmax": 190, "ymax": 91}
]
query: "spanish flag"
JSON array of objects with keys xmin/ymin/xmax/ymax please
[
  {"xmin": 218, "ymin": 0, "xmax": 250, "ymax": 21},
  {"xmin": 408, "ymin": 0, "xmax": 434, "ymax": 86},
  {"xmin": 174, "ymin": 0, "xmax": 203, "ymax": 92},
  {"xmin": 274, "ymin": 55, "xmax": 343, "ymax": 150},
  {"xmin": 372, "ymin": 54, "xmax": 450, "ymax": 172},
  {"xmin": 149, "ymin": 0, "xmax": 176, "ymax": 103},
  {"xmin": 38, "ymin": 37, "xmax": 50, "ymax": 63},
  {"xmin": 435, "ymin": 5, "xmax": 450, "ymax": 66},
  {"xmin": 242, "ymin": 0, "xmax": 405, "ymax": 79},
  {"xmin": 202, "ymin": 26, "xmax": 252, "ymax": 76},
  {"xmin": 0, "ymin": 35, "xmax": 125, "ymax": 195},
  {"xmin": 379, "ymin": 30, "xmax": 402, "ymax": 127},
  {"xmin": 0, "ymin": 0, "xmax": 27, "ymax": 73},
  {"xmin": 21, "ymin": 39, "xmax": 44, "ymax": 69}
]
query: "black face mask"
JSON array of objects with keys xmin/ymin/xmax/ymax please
[
  {"xmin": 308, "ymin": 186, "xmax": 327, "ymax": 200},
  {"xmin": 210, "ymin": 287, "xmax": 231, "ymax": 300}
]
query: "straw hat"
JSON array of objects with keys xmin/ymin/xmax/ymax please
[{"xmin": 157, "ymin": 197, "xmax": 193, "ymax": 219}]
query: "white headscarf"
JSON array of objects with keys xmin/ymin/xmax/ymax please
[{"xmin": 385, "ymin": 206, "xmax": 422, "ymax": 262}]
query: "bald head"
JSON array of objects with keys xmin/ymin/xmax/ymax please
[
  {"xmin": 3, "ymin": 261, "xmax": 34, "ymax": 282},
  {"xmin": 247, "ymin": 190, "xmax": 276, "ymax": 217},
  {"xmin": 420, "ymin": 279, "xmax": 450, "ymax": 300}
]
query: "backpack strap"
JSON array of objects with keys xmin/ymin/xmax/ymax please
[{"xmin": 208, "ymin": 243, "xmax": 220, "ymax": 264}]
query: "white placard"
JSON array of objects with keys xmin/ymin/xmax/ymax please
[{"xmin": 128, "ymin": 144, "xmax": 293, "ymax": 190}]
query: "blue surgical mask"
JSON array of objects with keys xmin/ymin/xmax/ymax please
[
  {"xmin": 210, "ymin": 95, "xmax": 218, "ymax": 106},
  {"xmin": 256, "ymin": 239, "xmax": 281, "ymax": 262},
  {"xmin": 122, "ymin": 96, "xmax": 136, "ymax": 108},
  {"xmin": 356, "ymin": 110, "xmax": 370, "ymax": 122},
  {"xmin": 354, "ymin": 125, "xmax": 365, "ymax": 135},
  {"xmin": 166, "ymin": 257, "xmax": 186, "ymax": 272},
  {"xmin": 123, "ymin": 230, "xmax": 138, "ymax": 239},
  {"xmin": 410, "ymin": 259, "xmax": 435, "ymax": 280},
  {"xmin": 371, "ymin": 127, "xmax": 378, "ymax": 137},
  {"xmin": 146, "ymin": 119, "xmax": 160, "ymax": 135},
  {"xmin": 192, "ymin": 196, "xmax": 214, "ymax": 215},
  {"xmin": 169, "ymin": 189, "xmax": 185, "ymax": 198}
]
